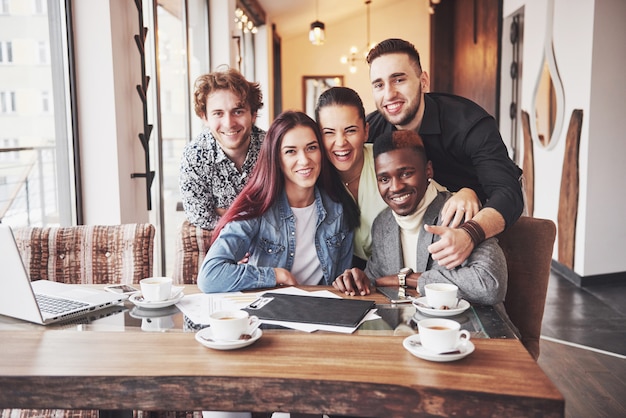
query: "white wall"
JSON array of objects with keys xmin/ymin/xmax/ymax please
[
  {"xmin": 584, "ymin": 0, "xmax": 626, "ymax": 276},
  {"xmin": 208, "ymin": 0, "xmax": 238, "ymax": 70},
  {"xmin": 502, "ymin": 0, "xmax": 626, "ymax": 278},
  {"xmin": 73, "ymin": 0, "xmax": 148, "ymax": 225}
]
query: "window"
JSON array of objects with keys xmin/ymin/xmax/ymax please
[
  {"xmin": 38, "ymin": 41, "xmax": 49, "ymax": 64},
  {"xmin": 163, "ymin": 90, "xmax": 172, "ymax": 112},
  {"xmin": 0, "ymin": 41, "xmax": 13, "ymax": 64},
  {"xmin": 148, "ymin": 0, "xmax": 210, "ymax": 275},
  {"xmin": 0, "ymin": 1, "xmax": 75, "ymax": 227},
  {"xmin": 41, "ymin": 90, "xmax": 50, "ymax": 113},
  {"xmin": 33, "ymin": 0, "xmax": 46, "ymax": 15},
  {"xmin": 0, "ymin": 138, "xmax": 18, "ymax": 162},
  {"xmin": 0, "ymin": 91, "xmax": 16, "ymax": 113}
]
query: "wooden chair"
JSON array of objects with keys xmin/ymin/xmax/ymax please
[
  {"xmin": 172, "ymin": 220, "xmax": 213, "ymax": 284},
  {"xmin": 496, "ymin": 216, "xmax": 557, "ymax": 360},
  {"xmin": 4, "ymin": 224, "xmax": 155, "ymax": 418}
]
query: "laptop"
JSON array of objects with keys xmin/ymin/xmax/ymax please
[{"xmin": 0, "ymin": 224, "xmax": 125, "ymax": 325}]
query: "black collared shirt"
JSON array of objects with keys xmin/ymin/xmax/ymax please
[{"xmin": 367, "ymin": 92, "xmax": 523, "ymax": 228}]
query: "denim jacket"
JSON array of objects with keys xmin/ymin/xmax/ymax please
[{"xmin": 197, "ymin": 187, "xmax": 354, "ymax": 293}]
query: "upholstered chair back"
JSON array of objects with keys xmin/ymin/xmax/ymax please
[
  {"xmin": 497, "ymin": 216, "xmax": 557, "ymax": 360},
  {"xmin": 172, "ymin": 220, "xmax": 213, "ymax": 284},
  {"xmin": 13, "ymin": 224, "xmax": 155, "ymax": 285}
]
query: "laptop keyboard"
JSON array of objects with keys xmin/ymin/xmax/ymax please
[{"xmin": 35, "ymin": 294, "xmax": 89, "ymax": 314}]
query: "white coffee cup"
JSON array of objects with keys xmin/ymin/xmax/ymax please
[
  {"xmin": 209, "ymin": 310, "xmax": 260, "ymax": 341},
  {"xmin": 141, "ymin": 316, "xmax": 175, "ymax": 332},
  {"xmin": 418, "ymin": 318, "xmax": 471, "ymax": 353},
  {"xmin": 424, "ymin": 283, "xmax": 458, "ymax": 309},
  {"xmin": 140, "ymin": 277, "xmax": 173, "ymax": 302}
]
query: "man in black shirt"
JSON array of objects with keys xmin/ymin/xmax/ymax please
[{"xmin": 366, "ymin": 38, "xmax": 524, "ymax": 269}]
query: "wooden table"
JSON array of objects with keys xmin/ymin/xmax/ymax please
[{"xmin": 0, "ymin": 286, "xmax": 564, "ymax": 417}]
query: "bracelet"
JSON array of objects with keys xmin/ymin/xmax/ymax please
[{"xmin": 458, "ymin": 220, "xmax": 486, "ymax": 246}]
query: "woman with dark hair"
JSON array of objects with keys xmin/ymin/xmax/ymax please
[
  {"xmin": 197, "ymin": 111, "xmax": 359, "ymax": 293},
  {"xmin": 315, "ymin": 86, "xmax": 387, "ymax": 268}
]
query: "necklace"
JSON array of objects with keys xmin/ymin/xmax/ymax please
[{"xmin": 342, "ymin": 174, "xmax": 360, "ymax": 187}]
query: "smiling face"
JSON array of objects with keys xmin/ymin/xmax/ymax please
[
  {"xmin": 375, "ymin": 147, "xmax": 433, "ymax": 216},
  {"xmin": 369, "ymin": 53, "xmax": 429, "ymax": 131},
  {"xmin": 280, "ymin": 125, "xmax": 322, "ymax": 203},
  {"xmin": 202, "ymin": 89, "xmax": 256, "ymax": 157},
  {"xmin": 317, "ymin": 104, "xmax": 368, "ymax": 175}
]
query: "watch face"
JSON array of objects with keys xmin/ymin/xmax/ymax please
[{"xmin": 400, "ymin": 267, "xmax": 412, "ymax": 275}]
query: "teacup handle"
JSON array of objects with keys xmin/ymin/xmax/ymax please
[
  {"xmin": 247, "ymin": 315, "xmax": 260, "ymax": 335},
  {"xmin": 458, "ymin": 329, "xmax": 471, "ymax": 344}
]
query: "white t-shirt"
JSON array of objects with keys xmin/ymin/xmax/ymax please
[{"xmin": 290, "ymin": 203, "xmax": 323, "ymax": 285}]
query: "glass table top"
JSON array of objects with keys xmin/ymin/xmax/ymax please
[{"xmin": 0, "ymin": 297, "xmax": 518, "ymax": 340}]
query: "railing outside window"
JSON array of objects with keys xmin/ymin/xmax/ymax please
[{"xmin": 0, "ymin": 146, "xmax": 58, "ymax": 225}]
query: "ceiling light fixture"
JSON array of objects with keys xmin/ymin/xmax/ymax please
[
  {"xmin": 340, "ymin": 0, "xmax": 373, "ymax": 73},
  {"xmin": 429, "ymin": 0, "xmax": 441, "ymax": 15},
  {"xmin": 235, "ymin": 7, "xmax": 258, "ymax": 34},
  {"xmin": 309, "ymin": 0, "xmax": 325, "ymax": 46}
]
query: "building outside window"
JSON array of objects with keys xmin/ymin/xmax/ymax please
[
  {"xmin": 0, "ymin": 41, "xmax": 13, "ymax": 64},
  {"xmin": 41, "ymin": 90, "xmax": 50, "ymax": 113},
  {"xmin": 0, "ymin": 91, "xmax": 16, "ymax": 113},
  {"xmin": 37, "ymin": 40, "xmax": 49, "ymax": 64},
  {"xmin": 33, "ymin": 0, "xmax": 46, "ymax": 15}
]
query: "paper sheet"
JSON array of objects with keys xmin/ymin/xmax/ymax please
[{"xmin": 175, "ymin": 287, "xmax": 380, "ymax": 333}]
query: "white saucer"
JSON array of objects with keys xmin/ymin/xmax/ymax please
[
  {"xmin": 129, "ymin": 287, "xmax": 184, "ymax": 309},
  {"xmin": 195, "ymin": 328, "xmax": 262, "ymax": 351},
  {"xmin": 403, "ymin": 334, "xmax": 474, "ymax": 362},
  {"xmin": 412, "ymin": 297, "xmax": 470, "ymax": 317},
  {"xmin": 129, "ymin": 305, "xmax": 179, "ymax": 319}
]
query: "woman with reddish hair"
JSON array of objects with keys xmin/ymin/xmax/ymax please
[{"xmin": 198, "ymin": 111, "xmax": 359, "ymax": 293}]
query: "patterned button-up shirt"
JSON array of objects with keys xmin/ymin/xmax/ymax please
[{"xmin": 179, "ymin": 125, "xmax": 265, "ymax": 230}]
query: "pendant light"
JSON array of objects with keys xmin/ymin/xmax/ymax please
[
  {"xmin": 340, "ymin": 0, "xmax": 373, "ymax": 72},
  {"xmin": 309, "ymin": 0, "xmax": 325, "ymax": 46}
]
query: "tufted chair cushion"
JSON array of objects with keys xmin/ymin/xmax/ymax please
[
  {"xmin": 0, "ymin": 410, "xmax": 100, "ymax": 418},
  {"xmin": 13, "ymin": 224, "xmax": 155, "ymax": 285},
  {"xmin": 172, "ymin": 220, "xmax": 213, "ymax": 284},
  {"xmin": 497, "ymin": 216, "xmax": 556, "ymax": 360}
]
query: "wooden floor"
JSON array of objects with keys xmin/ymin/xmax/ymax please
[{"xmin": 537, "ymin": 274, "xmax": 626, "ymax": 418}]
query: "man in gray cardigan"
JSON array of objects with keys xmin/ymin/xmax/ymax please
[{"xmin": 333, "ymin": 130, "xmax": 508, "ymax": 307}]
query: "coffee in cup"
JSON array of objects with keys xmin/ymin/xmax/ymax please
[
  {"xmin": 424, "ymin": 283, "xmax": 458, "ymax": 309},
  {"xmin": 209, "ymin": 310, "xmax": 260, "ymax": 341},
  {"xmin": 417, "ymin": 318, "xmax": 470, "ymax": 353},
  {"xmin": 140, "ymin": 277, "xmax": 173, "ymax": 302}
]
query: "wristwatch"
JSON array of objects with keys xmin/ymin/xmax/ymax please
[{"xmin": 397, "ymin": 267, "xmax": 413, "ymax": 288}]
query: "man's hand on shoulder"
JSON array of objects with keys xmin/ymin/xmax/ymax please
[
  {"xmin": 440, "ymin": 188, "xmax": 481, "ymax": 227},
  {"xmin": 427, "ymin": 207, "xmax": 507, "ymax": 269},
  {"xmin": 425, "ymin": 224, "xmax": 474, "ymax": 269}
]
